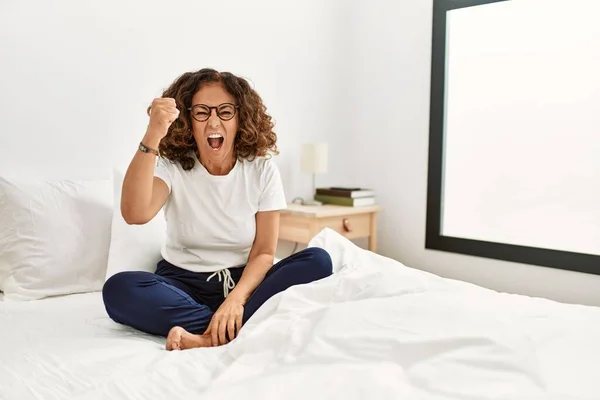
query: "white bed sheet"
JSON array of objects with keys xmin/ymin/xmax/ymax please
[{"xmin": 2, "ymin": 230, "xmax": 600, "ymax": 400}]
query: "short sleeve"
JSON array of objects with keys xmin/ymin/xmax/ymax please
[
  {"xmin": 259, "ymin": 159, "xmax": 287, "ymax": 212},
  {"xmin": 154, "ymin": 157, "xmax": 172, "ymax": 193}
]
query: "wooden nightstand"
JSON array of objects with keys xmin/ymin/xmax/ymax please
[{"xmin": 279, "ymin": 204, "xmax": 382, "ymax": 252}]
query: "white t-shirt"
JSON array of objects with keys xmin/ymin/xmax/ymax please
[{"xmin": 153, "ymin": 153, "xmax": 287, "ymax": 273}]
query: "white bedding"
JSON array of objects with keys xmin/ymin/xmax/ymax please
[{"xmin": 2, "ymin": 230, "xmax": 600, "ymax": 400}]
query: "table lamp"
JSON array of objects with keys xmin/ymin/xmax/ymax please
[{"xmin": 300, "ymin": 142, "xmax": 328, "ymax": 206}]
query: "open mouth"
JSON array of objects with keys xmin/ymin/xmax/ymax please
[{"xmin": 207, "ymin": 133, "xmax": 224, "ymax": 150}]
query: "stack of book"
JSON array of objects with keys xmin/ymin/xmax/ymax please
[{"xmin": 314, "ymin": 187, "xmax": 376, "ymax": 207}]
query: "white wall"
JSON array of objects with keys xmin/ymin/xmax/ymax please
[
  {"xmin": 343, "ymin": 0, "xmax": 600, "ymax": 307},
  {"xmin": 0, "ymin": 0, "xmax": 348, "ymax": 196}
]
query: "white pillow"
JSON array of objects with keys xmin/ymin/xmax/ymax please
[
  {"xmin": 104, "ymin": 169, "xmax": 166, "ymax": 281},
  {"xmin": 0, "ymin": 176, "xmax": 113, "ymax": 301}
]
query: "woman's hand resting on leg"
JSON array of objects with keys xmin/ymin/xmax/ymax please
[
  {"xmin": 205, "ymin": 295, "xmax": 245, "ymax": 346},
  {"xmin": 165, "ymin": 295, "xmax": 244, "ymax": 350}
]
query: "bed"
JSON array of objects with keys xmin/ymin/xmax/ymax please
[{"xmin": 2, "ymin": 228, "xmax": 600, "ymax": 400}]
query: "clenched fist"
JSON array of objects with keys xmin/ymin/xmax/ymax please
[{"xmin": 146, "ymin": 97, "xmax": 180, "ymax": 139}]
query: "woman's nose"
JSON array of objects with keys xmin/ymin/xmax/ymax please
[{"xmin": 207, "ymin": 111, "xmax": 221, "ymax": 128}]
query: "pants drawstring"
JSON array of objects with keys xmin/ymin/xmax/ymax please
[{"xmin": 206, "ymin": 269, "xmax": 235, "ymax": 298}]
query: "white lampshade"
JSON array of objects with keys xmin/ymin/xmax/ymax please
[{"xmin": 300, "ymin": 143, "xmax": 328, "ymax": 174}]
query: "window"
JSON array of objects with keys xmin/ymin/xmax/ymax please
[{"xmin": 426, "ymin": 0, "xmax": 600, "ymax": 275}]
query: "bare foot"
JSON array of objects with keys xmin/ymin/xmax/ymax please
[{"xmin": 166, "ymin": 326, "xmax": 212, "ymax": 351}]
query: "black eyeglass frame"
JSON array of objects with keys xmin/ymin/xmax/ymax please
[{"xmin": 186, "ymin": 103, "xmax": 240, "ymax": 122}]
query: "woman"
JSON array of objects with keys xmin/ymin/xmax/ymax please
[{"xmin": 102, "ymin": 68, "xmax": 332, "ymax": 351}]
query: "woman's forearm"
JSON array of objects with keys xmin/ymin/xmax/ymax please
[
  {"xmin": 121, "ymin": 130, "xmax": 170, "ymax": 224},
  {"xmin": 121, "ymin": 133, "xmax": 159, "ymax": 221},
  {"xmin": 229, "ymin": 253, "xmax": 274, "ymax": 303}
]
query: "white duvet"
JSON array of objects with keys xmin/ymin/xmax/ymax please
[{"xmin": 1, "ymin": 229, "xmax": 600, "ymax": 400}]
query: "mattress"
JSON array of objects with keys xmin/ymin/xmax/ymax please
[{"xmin": 2, "ymin": 238, "xmax": 600, "ymax": 400}]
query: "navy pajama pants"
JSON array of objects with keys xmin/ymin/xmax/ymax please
[{"xmin": 102, "ymin": 247, "xmax": 332, "ymax": 337}]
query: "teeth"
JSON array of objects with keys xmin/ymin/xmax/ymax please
[{"xmin": 208, "ymin": 133, "xmax": 223, "ymax": 139}]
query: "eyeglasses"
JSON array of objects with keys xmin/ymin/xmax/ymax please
[{"xmin": 187, "ymin": 103, "xmax": 239, "ymax": 122}]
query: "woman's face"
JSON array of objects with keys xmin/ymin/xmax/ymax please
[{"xmin": 189, "ymin": 82, "xmax": 239, "ymax": 164}]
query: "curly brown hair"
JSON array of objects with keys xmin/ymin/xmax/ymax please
[{"xmin": 152, "ymin": 68, "xmax": 278, "ymax": 170}]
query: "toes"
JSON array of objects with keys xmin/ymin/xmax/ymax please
[
  {"xmin": 166, "ymin": 326, "xmax": 184, "ymax": 351},
  {"xmin": 167, "ymin": 339, "xmax": 181, "ymax": 351}
]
